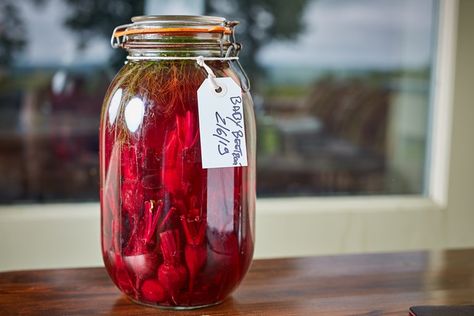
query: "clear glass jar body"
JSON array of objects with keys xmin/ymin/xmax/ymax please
[{"xmin": 100, "ymin": 16, "xmax": 256, "ymax": 309}]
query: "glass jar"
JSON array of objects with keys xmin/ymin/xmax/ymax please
[{"xmin": 99, "ymin": 16, "xmax": 256, "ymax": 309}]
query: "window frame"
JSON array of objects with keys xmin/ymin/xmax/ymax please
[
  {"xmin": 0, "ymin": 0, "xmax": 466, "ymax": 271},
  {"xmin": 255, "ymin": 0, "xmax": 459, "ymax": 258}
]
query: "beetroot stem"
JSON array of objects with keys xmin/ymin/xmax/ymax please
[
  {"xmin": 144, "ymin": 200, "xmax": 164, "ymax": 244},
  {"xmin": 158, "ymin": 207, "xmax": 177, "ymax": 231},
  {"xmin": 180, "ymin": 215, "xmax": 193, "ymax": 244}
]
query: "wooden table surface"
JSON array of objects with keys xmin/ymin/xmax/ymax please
[{"xmin": 1, "ymin": 249, "xmax": 474, "ymax": 315}]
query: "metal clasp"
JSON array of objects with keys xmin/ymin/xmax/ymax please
[{"xmin": 110, "ymin": 23, "xmax": 133, "ymax": 48}]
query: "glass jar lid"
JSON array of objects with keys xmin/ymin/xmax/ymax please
[{"xmin": 111, "ymin": 15, "xmax": 238, "ymax": 49}]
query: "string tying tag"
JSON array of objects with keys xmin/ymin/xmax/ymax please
[{"xmin": 196, "ymin": 56, "xmax": 222, "ymax": 93}]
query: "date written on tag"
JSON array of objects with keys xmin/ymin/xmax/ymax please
[{"xmin": 197, "ymin": 77, "xmax": 248, "ymax": 169}]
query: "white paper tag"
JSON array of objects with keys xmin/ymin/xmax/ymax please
[{"xmin": 197, "ymin": 77, "xmax": 248, "ymax": 169}]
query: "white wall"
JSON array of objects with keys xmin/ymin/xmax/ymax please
[{"xmin": 444, "ymin": 0, "xmax": 474, "ymax": 248}]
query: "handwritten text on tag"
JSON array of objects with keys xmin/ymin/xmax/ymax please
[{"xmin": 197, "ymin": 77, "xmax": 248, "ymax": 169}]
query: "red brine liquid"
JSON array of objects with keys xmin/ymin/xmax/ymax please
[{"xmin": 100, "ymin": 60, "xmax": 255, "ymax": 308}]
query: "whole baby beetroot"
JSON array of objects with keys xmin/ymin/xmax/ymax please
[
  {"xmin": 158, "ymin": 229, "xmax": 187, "ymax": 304},
  {"xmin": 141, "ymin": 279, "xmax": 166, "ymax": 303}
]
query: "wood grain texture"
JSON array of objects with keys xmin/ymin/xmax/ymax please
[{"xmin": 1, "ymin": 249, "xmax": 474, "ymax": 315}]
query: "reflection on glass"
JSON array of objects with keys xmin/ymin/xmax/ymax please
[
  {"xmin": 0, "ymin": 0, "xmax": 436, "ymax": 203},
  {"xmin": 207, "ymin": 0, "xmax": 436, "ymax": 196},
  {"xmin": 108, "ymin": 88, "xmax": 122, "ymax": 126},
  {"xmin": 124, "ymin": 97, "xmax": 145, "ymax": 133}
]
